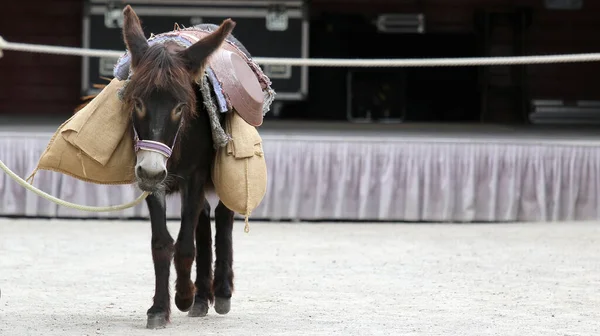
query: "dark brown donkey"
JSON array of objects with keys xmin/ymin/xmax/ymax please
[{"xmin": 120, "ymin": 5, "xmax": 237, "ymax": 328}]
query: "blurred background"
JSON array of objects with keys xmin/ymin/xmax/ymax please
[{"xmin": 1, "ymin": 0, "xmax": 600, "ymax": 223}]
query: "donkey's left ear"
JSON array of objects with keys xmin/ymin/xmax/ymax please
[
  {"xmin": 180, "ymin": 18, "xmax": 236, "ymax": 76},
  {"xmin": 122, "ymin": 5, "xmax": 149, "ymax": 68}
]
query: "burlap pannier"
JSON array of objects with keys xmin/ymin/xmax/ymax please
[
  {"xmin": 211, "ymin": 111, "xmax": 267, "ymax": 221},
  {"xmin": 27, "ymin": 78, "xmax": 136, "ymax": 185}
]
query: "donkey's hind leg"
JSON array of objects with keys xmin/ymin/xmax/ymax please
[
  {"xmin": 213, "ymin": 200, "xmax": 235, "ymax": 315},
  {"xmin": 189, "ymin": 199, "xmax": 213, "ymax": 317}
]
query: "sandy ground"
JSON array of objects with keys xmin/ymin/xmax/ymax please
[{"xmin": 1, "ymin": 218, "xmax": 600, "ymax": 335}]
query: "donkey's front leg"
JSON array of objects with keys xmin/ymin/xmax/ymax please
[
  {"xmin": 146, "ymin": 192, "xmax": 174, "ymax": 329},
  {"xmin": 174, "ymin": 173, "xmax": 205, "ymax": 313}
]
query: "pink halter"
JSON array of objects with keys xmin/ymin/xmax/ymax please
[{"xmin": 132, "ymin": 122, "xmax": 182, "ymax": 159}]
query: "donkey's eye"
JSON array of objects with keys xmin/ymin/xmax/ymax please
[
  {"xmin": 172, "ymin": 104, "xmax": 185, "ymax": 118},
  {"xmin": 133, "ymin": 100, "xmax": 145, "ymax": 118}
]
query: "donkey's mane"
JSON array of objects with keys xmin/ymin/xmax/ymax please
[{"xmin": 121, "ymin": 42, "xmax": 198, "ymax": 118}]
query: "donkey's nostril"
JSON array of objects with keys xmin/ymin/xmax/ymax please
[{"xmin": 137, "ymin": 166, "xmax": 166, "ymax": 181}]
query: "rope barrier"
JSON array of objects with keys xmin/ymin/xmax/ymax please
[
  {"xmin": 0, "ymin": 159, "xmax": 150, "ymax": 212},
  {"xmin": 2, "ymin": 36, "xmax": 600, "ymax": 67}
]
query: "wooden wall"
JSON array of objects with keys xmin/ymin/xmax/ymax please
[{"xmin": 0, "ymin": 0, "xmax": 83, "ymax": 116}]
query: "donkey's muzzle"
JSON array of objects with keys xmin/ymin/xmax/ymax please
[
  {"xmin": 135, "ymin": 166, "xmax": 167, "ymax": 192},
  {"xmin": 135, "ymin": 150, "xmax": 168, "ymax": 190}
]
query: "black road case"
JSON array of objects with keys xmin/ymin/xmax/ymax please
[{"xmin": 82, "ymin": 0, "xmax": 309, "ymax": 102}]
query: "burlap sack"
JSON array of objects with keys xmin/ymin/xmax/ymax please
[
  {"xmin": 212, "ymin": 111, "xmax": 267, "ymax": 219},
  {"xmin": 28, "ymin": 78, "xmax": 136, "ymax": 185}
]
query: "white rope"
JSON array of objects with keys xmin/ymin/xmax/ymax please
[
  {"xmin": 2, "ymin": 36, "xmax": 600, "ymax": 67},
  {"xmin": 0, "ymin": 158, "xmax": 149, "ymax": 212},
  {"xmin": 254, "ymin": 53, "xmax": 600, "ymax": 67}
]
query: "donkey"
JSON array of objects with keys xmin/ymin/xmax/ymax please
[{"xmin": 120, "ymin": 5, "xmax": 238, "ymax": 328}]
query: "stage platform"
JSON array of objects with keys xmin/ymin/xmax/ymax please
[{"xmin": 2, "ymin": 116, "xmax": 600, "ymax": 222}]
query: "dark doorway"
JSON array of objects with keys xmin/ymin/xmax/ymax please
[{"xmin": 285, "ymin": 12, "xmax": 480, "ymax": 123}]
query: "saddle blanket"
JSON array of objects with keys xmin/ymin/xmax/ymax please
[{"xmin": 113, "ymin": 24, "xmax": 276, "ymax": 124}]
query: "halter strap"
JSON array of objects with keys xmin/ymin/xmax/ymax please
[{"xmin": 132, "ymin": 121, "xmax": 182, "ymax": 159}]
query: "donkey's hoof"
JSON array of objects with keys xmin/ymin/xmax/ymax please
[
  {"xmin": 214, "ymin": 297, "xmax": 231, "ymax": 315},
  {"xmin": 146, "ymin": 312, "xmax": 168, "ymax": 329},
  {"xmin": 188, "ymin": 299, "xmax": 209, "ymax": 317},
  {"xmin": 175, "ymin": 293, "xmax": 194, "ymax": 312}
]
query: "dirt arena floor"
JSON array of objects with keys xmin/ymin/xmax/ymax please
[{"xmin": 1, "ymin": 218, "xmax": 599, "ymax": 335}]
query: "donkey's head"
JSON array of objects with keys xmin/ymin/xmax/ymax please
[{"xmin": 120, "ymin": 5, "xmax": 235, "ymax": 192}]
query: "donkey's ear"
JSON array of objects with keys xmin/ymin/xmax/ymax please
[
  {"xmin": 180, "ymin": 18, "xmax": 236, "ymax": 76},
  {"xmin": 122, "ymin": 5, "xmax": 149, "ymax": 68}
]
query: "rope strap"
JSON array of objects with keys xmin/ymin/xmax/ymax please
[{"xmin": 0, "ymin": 159, "xmax": 149, "ymax": 213}]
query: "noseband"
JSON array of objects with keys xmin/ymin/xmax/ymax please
[{"xmin": 132, "ymin": 122, "xmax": 183, "ymax": 159}]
